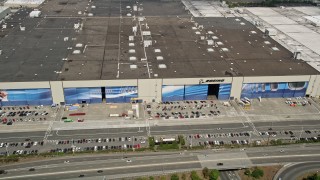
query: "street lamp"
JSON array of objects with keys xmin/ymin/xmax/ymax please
[{"xmin": 6, "ymin": 145, "xmax": 9, "ymax": 157}]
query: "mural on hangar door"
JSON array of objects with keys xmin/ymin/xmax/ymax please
[
  {"xmin": 241, "ymin": 82, "xmax": 308, "ymax": 99},
  {"xmin": 0, "ymin": 89, "xmax": 53, "ymax": 106}
]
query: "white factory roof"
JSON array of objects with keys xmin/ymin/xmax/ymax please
[
  {"xmin": 5, "ymin": 0, "xmax": 45, "ymax": 6},
  {"xmin": 244, "ymin": 7, "xmax": 320, "ymax": 72},
  {"xmin": 181, "ymin": 0, "xmax": 230, "ymax": 17},
  {"xmin": 0, "ymin": 6, "xmax": 10, "ymax": 12}
]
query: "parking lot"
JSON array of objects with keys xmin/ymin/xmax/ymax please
[
  {"xmin": 0, "ymin": 135, "xmax": 148, "ymax": 156},
  {"xmin": 0, "ymin": 105, "xmax": 58, "ymax": 125},
  {"xmin": 243, "ymin": 98, "xmax": 320, "ymax": 115},
  {"xmin": 146, "ymin": 100, "xmax": 233, "ymax": 120}
]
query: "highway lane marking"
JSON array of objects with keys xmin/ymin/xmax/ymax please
[
  {"xmin": 6, "ymin": 154, "xmax": 195, "ymax": 171},
  {"xmin": 0, "ymin": 136, "xmax": 44, "ymax": 140},
  {"xmin": 4, "ymin": 153, "xmax": 320, "ymax": 176}
]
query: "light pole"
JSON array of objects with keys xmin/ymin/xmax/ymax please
[
  {"xmin": 132, "ymin": 136, "xmax": 134, "ymax": 151},
  {"xmin": 6, "ymin": 145, "xmax": 9, "ymax": 156}
]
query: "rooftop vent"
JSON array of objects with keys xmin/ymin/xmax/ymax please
[
  {"xmin": 75, "ymin": 43, "xmax": 83, "ymax": 47},
  {"xmin": 129, "ymin": 36, "xmax": 134, "ymax": 41},
  {"xmin": 129, "ymin": 56, "xmax": 137, "ymax": 61},
  {"xmin": 156, "ymin": 56, "xmax": 164, "ymax": 61},
  {"xmin": 72, "ymin": 50, "xmax": 81, "ymax": 54},
  {"xmin": 129, "ymin": 49, "xmax": 136, "ymax": 53},
  {"xmin": 158, "ymin": 64, "xmax": 167, "ymax": 69},
  {"xmin": 192, "ymin": 27, "xmax": 197, "ymax": 30},
  {"xmin": 154, "ymin": 49, "xmax": 161, "ymax": 53},
  {"xmin": 217, "ymin": 41, "xmax": 224, "ymax": 46},
  {"xmin": 91, "ymin": 6, "xmax": 96, "ymax": 8},
  {"xmin": 221, "ymin": 48, "xmax": 229, "ymax": 52},
  {"xmin": 195, "ymin": 31, "xmax": 201, "ymax": 35},
  {"xmin": 235, "ymin": 18, "xmax": 240, "ymax": 21},
  {"xmin": 250, "ymin": 31, "xmax": 257, "ymax": 34},
  {"xmin": 264, "ymin": 41, "xmax": 271, "ymax": 44},
  {"xmin": 127, "ymin": 13, "xmax": 132, "ymax": 17},
  {"xmin": 207, "ymin": 31, "xmax": 214, "ymax": 34},
  {"xmin": 240, "ymin": 22, "xmax": 246, "ymax": 25},
  {"xmin": 272, "ymin": 47, "xmax": 279, "ymax": 51},
  {"xmin": 212, "ymin": 36, "xmax": 219, "ymax": 40},
  {"xmin": 129, "ymin": 43, "xmax": 135, "ymax": 47},
  {"xmin": 207, "ymin": 48, "xmax": 214, "ymax": 52},
  {"xmin": 207, "ymin": 40, "xmax": 214, "ymax": 45},
  {"xmin": 88, "ymin": 13, "xmax": 93, "ymax": 17},
  {"xmin": 130, "ymin": 65, "xmax": 137, "ymax": 69}
]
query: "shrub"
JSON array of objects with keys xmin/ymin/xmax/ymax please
[
  {"xmin": 209, "ymin": 169, "xmax": 220, "ymax": 180},
  {"xmin": 149, "ymin": 137, "xmax": 155, "ymax": 148},
  {"xmin": 182, "ymin": 173, "xmax": 187, "ymax": 180},
  {"xmin": 202, "ymin": 167, "xmax": 209, "ymax": 178},
  {"xmin": 244, "ymin": 169, "xmax": 251, "ymax": 176},
  {"xmin": 178, "ymin": 135, "xmax": 185, "ymax": 146},
  {"xmin": 171, "ymin": 174, "xmax": 179, "ymax": 180},
  {"xmin": 251, "ymin": 168, "xmax": 264, "ymax": 179},
  {"xmin": 190, "ymin": 171, "xmax": 202, "ymax": 180}
]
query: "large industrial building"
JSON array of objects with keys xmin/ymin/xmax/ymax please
[{"xmin": 0, "ymin": 0, "xmax": 319, "ymax": 106}]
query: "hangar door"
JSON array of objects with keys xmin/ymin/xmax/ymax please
[
  {"xmin": 0, "ymin": 89, "xmax": 53, "ymax": 106},
  {"xmin": 64, "ymin": 87, "xmax": 102, "ymax": 104},
  {"xmin": 162, "ymin": 84, "xmax": 231, "ymax": 101},
  {"xmin": 240, "ymin": 82, "xmax": 308, "ymax": 99},
  {"xmin": 105, "ymin": 86, "xmax": 138, "ymax": 103}
]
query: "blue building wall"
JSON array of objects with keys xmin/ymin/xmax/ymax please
[
  {"xmin": 105, "ymin": 86, "xmax": 138, "ymax": 103},
  {"xmin": 64, "ymin": 87, "xmax": 102, "ymax": 104},
  {"xmin": 241, "ymin": 82, "xmax": 308, "ymax": 99},
  {"xmin": 0, "ymin": 89, "xmax": 53, "ymax": 106},
  {"xmin": 162, "ymin": 84, "xmax": 231, "ymax": 101}
]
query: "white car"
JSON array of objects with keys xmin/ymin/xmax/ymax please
[
  {"xmin": 126, "ymin": 159, "xmax": 132, "ymax": 163},
  {"xmin": 0, "ymin": 143, "xmax": 3, "ymax": 148},
  {"xmin": 34, "ymin": 141, "xmax": 38, "ymax": 146},
  {"xmin": 128, "ymin": 137, "xmax": 131, "ymax": 141},
  {"xmin": 98, "ymin": 138, "xmax": 102, "ymax": 143},
  {"xmin": 140, "ymin": 141, "xmax": 146, "ymax": 144}
]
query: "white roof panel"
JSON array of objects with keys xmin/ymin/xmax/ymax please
[{"xmin": 293, "ymin": 7, "xmax": 320, "ymax": 16}]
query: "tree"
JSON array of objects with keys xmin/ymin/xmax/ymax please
[
  {"xmin": 171, "ymin": 174, "xmax": 179, "ymax": 180},
  {"xmin": 149, "ymin": 137, "xmax": 155, "ymax": 148},
  {"xmin": 190, "ymin": 171, "xmax": 202, "ymax": 180},
  {"xmin": 251, "ymin": 168, "xmax": 264, "ymax": 179},
  {"xmin": 160, "ymin": 176, "xmax": 166, "ymax": 180},
  {"xmin": 209, "ymin": 169, "xmax": 220, "ymax": 180},
  {"xmin": 303, "ymin": 173, "xmax": 320, "ymax": 180},
  {"xmin": 178, "ymin": 135, "xmax": 185, "ymax": 146},
  {"xmin": 181, "ymin": 173, "xmax": 187, "ymax": 180},
  {"xmin": 135, "ymin": 178, "xmax": 147, "ymax": 180},
  {"xmin": 149, "ymin": 177, "xmax": 154, "ymax": 180},
  {"xmin": 202, "ymin": 167, "xmax": 209, "ymax": 178},
  {"xmin": 244, "ymin": 169, "xmax": 251, "ymax": 176}
]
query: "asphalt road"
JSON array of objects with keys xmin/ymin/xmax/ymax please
[
  {"xmin": 1, "ymin": 120, "xmax": 319, "ymax": 142},
  {"xmin": 275, "ymin": 162, "xmax": 320, "ymax": 180},
  {"xmin": 1, "ymin": 144, "xmax": 320, "ymax": 180}
]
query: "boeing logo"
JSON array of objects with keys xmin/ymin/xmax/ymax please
[{"xmin": 199, "ymin": 79, "xmax": 225, "ymax": 84}]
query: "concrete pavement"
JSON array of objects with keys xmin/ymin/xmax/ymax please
[
  {"xmin": 1, "ymin": 144, "xmax": 320, "ymax": 180},
  {"xmin": 274, "ymin": 162, "xmax": 320, "ymax": 180}
]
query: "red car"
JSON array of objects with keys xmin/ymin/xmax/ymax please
[{"xmin": 77, "ymin": 119, "xmax": 84, "ymax": 122}]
